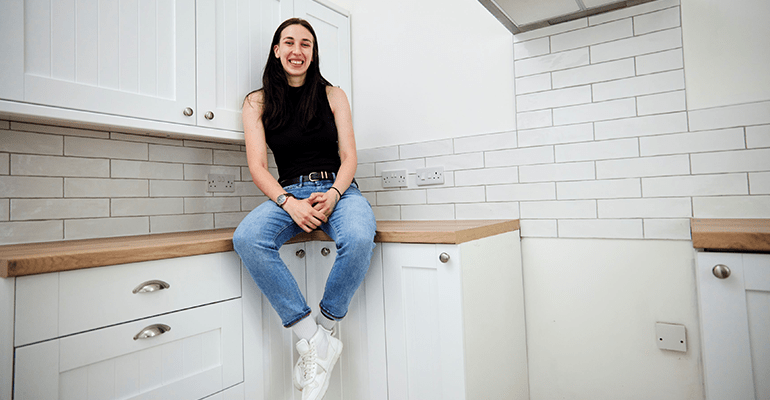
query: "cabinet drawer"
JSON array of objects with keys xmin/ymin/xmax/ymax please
[
  {"xmin": 14, "ymin": 298, "xmax": 244, "ymax": 400},
  {"xmin": 15, "ymin": 251, "xmax": 242, "ymax": 346}
]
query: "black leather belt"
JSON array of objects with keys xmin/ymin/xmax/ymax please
[{"xmin": 280, "ymin": 171, "xmax": 337, "ymax": 187}]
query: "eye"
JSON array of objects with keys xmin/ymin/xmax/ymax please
[{"xmin": 302, "ymin": 43, "xmax": 311, "ymax": 48}]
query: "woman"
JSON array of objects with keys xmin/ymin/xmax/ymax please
[{"xmin": 233, "ymin": 18, "xmax": 376, "ymax": 400}]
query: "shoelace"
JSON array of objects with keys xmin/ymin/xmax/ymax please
[{"xmin": 299, "ymin": 342, "xmax": 318, "ymax": 383}]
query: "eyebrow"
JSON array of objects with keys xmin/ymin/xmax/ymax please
[{"xmin": 282, "ymin": 36, "xmax": 313, "ymax": 43}]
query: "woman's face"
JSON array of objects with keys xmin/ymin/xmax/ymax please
[{"xmin": 273, "ymin": 24, "xmax": 314, "ymax": 85}]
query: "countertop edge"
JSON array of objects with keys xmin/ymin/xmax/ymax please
[{"xmin": 691, "ymin": 218, "xmax": 770, "ymax": 253}]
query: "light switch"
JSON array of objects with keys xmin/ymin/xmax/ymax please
[{"xmin": 656, "ymin": 322, "xmax": 687, "ymax": 352}]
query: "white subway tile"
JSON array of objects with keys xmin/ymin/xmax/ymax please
[
  {"xmin": 515, "ymin": 73, "xmax": 552, "ymax": 95},
  {"xmin": 514, "ymin": 19, "xmax": 587, "ymax": 42},
  {"xmin": 635, "ymin": 48, "xmax": 683, "ymax": 75},
  {"xmin": 149, "ymin": 180, "xmax": 205, "ymax": 197},
  {"xmin": 183, "ymin": 164, "xmax": 241, "ymax": 181},
  {"xmin": 65, "ymin": 217, "xmax": 149, "ymax": 240},
  {"xmin": 375, "ymin": 159, "xmax": 425, "ymax": 175},
  {"xmin": 426, "ymin": 153, "xmax": 485, "ymax": 171},
  {"xmin": 65, "ymin": 136, "xmax": 147, "ymax": 160},
  {"xmin": 693, "ymin": 196, "xmax": 770, "ymax": 218},
  {"xmin": 639, "ymin": 128, "xmax": 745, "ymax": 156},
  {"xmin": 372, "ymin": 206, "xmax": 400, "ymax": 220},
  {"xmin": 0, "ymin": 176, "xmax": 62, "ymax": 198},
  {"xmin": 356, "ymin": 163, "xmax": 376, "ymax": 178},
  {"xmin": 514, "ymin": 37, "xmax": 550, "ymax": 60},
  {"xmin": 455, "ymin": 166, "xmax": 519, "ymax": 186},
  {"xmin": 65, "ymin": 178, "xmax": 148, "ymax": 197},
  {"xmin": 519, "ymin": 219, "xmax": 558, "ymax": 237},
  {"xmin": 111, "ymin": 132, "xmax": 182, "ymax": 146},
  {"xmin": 556, "ymin": 138, "xmax": 638, "ymax": 162},
  {"xmin": 634, "ymin": 7, "xmax": 680, "ymax": 36},
  {"xmin": 750, "ymin": 172, "xmax": 770, "ymax": 194},
  {"xmin": 427, "ymin": 186, "xmax": 485, "ymax": 204},
  {"xmin": 213, "ymin": 150, "xmax": 248, "ymax": 166},
  {"xmin": 552, "ymin": 58, "xmax": 635, "ymax": 89},
  {"xmin": 0, "ymin": 130, "xmax": 62, "ymax": 155},
  {"xmin": 485, "ymin": 146, "xmax": 554, "ymax": 168},
  {"xmin": 148, "ymin": 144, "xmax": 211, "ymax": 164},
  {"xmin": 515, "ymin": 48, "xmax": 590, "ymax": 77},
  {"xmin": 150, "ymin": 214, "xmax": 214, "ymax": 234},
  {"xmin": 520, "ymin": 161, "xmax": 596, "ymax": 182},
  {"xmin": 111, "ymin": 160, "xmax": 183, "ymax": 180},
  {"xmin": 231, "ymin": 181, "xmax": 261, "ymax": 197},
  {"xmin": 214, "ymin": 212, "xmax": 248, "ymax": 229},
  {"xmin": 11, "ymin": 199, "xmax": 109, "ymax": 221},
  {"xmin": 637, "ymin": 90, "xmax": 686, "ymax": 116},
  {"xmin": 11, "ymin": 154, "xmax": 109, "ymax": 177},
  {"xmin": 400, "ymin": 140, "xmax": 453, "ymax": 159},
  {"xmin": 0, "ymin": 120, "xmax": 8, "ymax": 130},
  {"xmin": 558, "ymin": 219, "xmax": 643, "ymax": 239},
  {"xmin": 456, "ymin": 202, "xmax": 519, "ymax": 220},
  {"xmin": 112, "ymin": 198, "xmax": 184, "ymax": 216},
  {"xmin": 557, "ymin": 178, "xmax": 641, "ymax": 199},
  {"xmin": 594, "ymin": 112, "xmax": 688, "ymax": 140},
  {"xmin": 184, "ymin": 140, "xmax": 240, "ymax": 151},
  {"xmin": 518, "ymin": 123, "xmax": 594, "ymax": 147},
  {"xmin": 487, "ymin": 182, "xmax": 556, "ymax": 201},
  {"xmin": 517, "ymin": 85, "xmax": 592, "ymax": 112},
  {"xmin": 643, "ymin": 218, "xmax": 691, "ymax": 240},
  {"xmin": 521, "ymin": 200, "xmax": 597, "ymax": 218},
  {"xmin": 1, "ymin": 221, "xmax": 63, "ymax": 245},
  {"xmin": 592, "ymin": 70, "xmax": 685, "ymax": 102},
  {"xmin": 454, "ymin": 132, "xmax": 517, "ymax": 154},
  {"xmin": 691, "ymin": 148, "xmax": 770, "ymax": 174},
  {"xmin": 596, "ymin": 155, "xmax": 690, "ymax": 179},
  {"xmin": 0, "ymin": 199, "xmax": 8, "ymax": 221},
  {"xmin": 590, "ymin": 28, "xmax": 682, "ymax": 63},
  {"xmin": 356, "ymin": 177, "xmax": 383, "ymax": 192},
  {"xmin": 0, "ymin": 153, "xmax": 8, "ymax": 175},
  {"xmin": 358, "ymin": 146, "xmax": 400, "ymax": 163},
  {"xmin": 589, "ymin": 0, "xmax": 679, "ymax": 25},
  {"xmin": 553, "ymin": 98, "xmax": 636, "ymax": 125},
  {"xmin": 241, "ymin": 167, "xmax": 253, "ymax": 183},
  {"xmin": 377, "ymin": 190, "xmax": 426, "ymax": 206},
  {"xmin": 362, "ymin": 192, "xmax": 376, "ymax": 206},
  {"xmin": 400, "ymin": 204, "xmax": 455, "ymax": 220},
  {"xmin": 11, "ymin": 122, "xmax": 108, "ymax": 138},
  {"xmin": 747, "ymin": 125, "xmax": 770, "ymax": 149},
  {"xmin": 643, "ymin": 173, "xmax": 748, "ymax": 197},
  {"xmin": 517, "ymin": 110, "xmax": 553, "ymax": 130},
  {"xmin": 241, "ymin": 196, "xmax": 268, "ymax": 212},
  {"xmin": 689, "ymin": 101, "xmax": 770, "ymax": 131},
  {"xmin": 599, "ymin": 198, "xmax": 691, "ymax": 218},
  {"xmin": 551, "ymin": 19, "xmax": 633, "ymax": 53}
]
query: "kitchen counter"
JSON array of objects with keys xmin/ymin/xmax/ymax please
[
  {"xmin": 691, "ymin": 218, "xmax": 770, "ymax": 253},
  {"xmin": 0, "ymin": 219, "xmax": 519, "ymax": 278}
]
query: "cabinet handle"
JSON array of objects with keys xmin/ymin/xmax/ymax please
[
  {"xmin": 183, "ymin": 107, "xmax": 194, "ymax": 117},
  {"xmin": 712, "ymin": 264, "xmax": 731, "ymax": 279},
  {"xmin": 133, "ymin": 323, "xmax": 172, "ymax": 340},
  {"xmin": 439, "ymin": 252, "xmax": 450, "ymax": 263},
  {"xmin": 204, "ymin": 111, "xmax": 215, "ymax": 120},
  {"xmin": 296, "ymin": 249, "xmax": 306, "ymax": 258},
  {"xmin": 132, "ymin": 279, "xmax": 171, "ymax": 294},
  {"xmin": 321, "ymin": 247, "xmax": 331, "ymax": 256}
]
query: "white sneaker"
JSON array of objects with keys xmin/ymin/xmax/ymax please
[{"xmin": 293, "ymin": 326, "xmax": 343, "ymax": 399}]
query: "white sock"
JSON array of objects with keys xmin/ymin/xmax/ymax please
[
  {"xmin": 317, "ymin": 315, "xmax": 337, "ymax": 332},
  {"xmin": 291, "ymin": 315, "xmax": 318, "ymax": 342}
]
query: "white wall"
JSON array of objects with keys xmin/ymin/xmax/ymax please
[
  {"xmin": 681, "ymin": 0, "xmax": 770, "ymax": 110},
  {"xmin": 342, "ymin": 0, "xmax": 516, "ymax": 149}
]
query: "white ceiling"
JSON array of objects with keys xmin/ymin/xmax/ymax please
[{"xmin": 479, "ymin": 0, "xmax": 654, "ymax": 33}]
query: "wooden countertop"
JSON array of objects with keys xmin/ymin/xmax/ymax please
[
  {"xmin": 691, "ymin": 218, "xmax": 770, "ymax": 253},
  {"xmin": 0, "ymin": 220, "xmax": 518, "ymax": 278}
]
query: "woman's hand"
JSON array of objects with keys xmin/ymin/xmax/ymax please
[
  {"xmin": 308, "ymin": 190, "xmax": 339, "ymax": 219},
  {"xmin": 282, "ymin": 197, "xmax": 328, "ymax": 233}
]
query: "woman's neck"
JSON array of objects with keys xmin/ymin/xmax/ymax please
[{"xmin": 287, "ymin": 75, "xmax": 306, "ymax": 87}]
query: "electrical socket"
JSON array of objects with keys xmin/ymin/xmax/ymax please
[
  {"xmin": 207, "ymin": 173, "xmax": 235, "ymax": 192},
  {"xmin": 416, "ymin": 166, "xmax": 444, "ymax": 186},
  {"xmin": 381, "ymin": 169, "xmax": 407, "ymax": 188}
]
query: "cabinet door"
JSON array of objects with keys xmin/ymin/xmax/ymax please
[
  {"xmin": 2, "ymin": 0, "xmax": 197, "ymax": 125},
  {"xmin": 382, "ymin": 243, "xmax": 466, "ymax": 400},
  {"xmin": 14, "ymin": 299, "xmax": 243, "ymax": 400},
  {"xmin": 195, "ymin": 0, "xmax": 281, "ymax": 131}
]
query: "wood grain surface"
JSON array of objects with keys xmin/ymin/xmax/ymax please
[
  {"xmin": 691, "ymin": 218, "xmax": 770, "ymax": 252},
  {"xmin": 0, "ymin": 220, "xmax": 519, "ymax": 277}
]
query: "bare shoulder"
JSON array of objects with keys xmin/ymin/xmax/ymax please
[
  {"xmin": 243, "ymin": 89, "xmax": 265, "ymax": 111},
  {"xmin": 325, "ymin": 86, "xmax": 349, "ymax": 110}
]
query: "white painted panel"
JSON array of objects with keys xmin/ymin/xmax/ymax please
[
  {"xmin": 14, "ymin": 340, "xmax": 60, "ymax": 399},
  {"xmin": 499, "ymin": 0, "xmax": 580, "ymax": 26},
  {"xmin": 138, "ymin": 0, "xmax": 158, "ymax": 96},
  {"xmin": 119, "ymin": 0, "xmax": 140, "ymax": 93},
  {"xmin": 15, "ymin": 272, "xmax": 59, "ymax": 346},
  {"xmin": 0, "ymin": 1, "xmax": 24, "ymax": 100},
  {"xmin": 25, "ymin": 0, "xmax": 52, "ymax": 77},
  {"xmin": 75, "ymin": 0, "xmax": 98, "ymax": 86},
  {"xmin": 0, "ymin": 277, "xmax": 15, "ymax": 400},
  {"xmin": 51, "ymin": 0, "xmax": 76, "ymax": 82},
  {"xmin": 98, "ymin": 0, "xmax": 120, "ymax": 89}
]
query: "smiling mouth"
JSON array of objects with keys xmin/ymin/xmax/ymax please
[{"xmin": 289, "ymin": 60, "xmax": 304, "ymax": 65}]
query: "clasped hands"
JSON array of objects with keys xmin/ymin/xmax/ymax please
[{"xmin": 283, "ymin": 190, "xmax": 339, "ymax": 233}]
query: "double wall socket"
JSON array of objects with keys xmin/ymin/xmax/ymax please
[
  {"xmin": 416, "ymin": 166, "xmax": 444, "ymax": 186},
  {"xmin": 382, "ymin": 169, "xmax": 407, "ymax": 188},
  {"xmin": 207, "ymin": 173, "xmax": 235, "ymax": 192}
]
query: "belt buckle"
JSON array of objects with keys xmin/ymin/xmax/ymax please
[{"xmin": 308, "ymin": 171, "xmax": 322, "ymax": 182}]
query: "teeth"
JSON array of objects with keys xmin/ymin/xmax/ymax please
[{"xmin": 290, "ymin": 60, "xmax": 303, "ymax": 65}]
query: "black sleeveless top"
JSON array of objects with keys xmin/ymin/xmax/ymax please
[{"xmin": 264, "ymin": 85, "xmax": 341, "ymax": 184}]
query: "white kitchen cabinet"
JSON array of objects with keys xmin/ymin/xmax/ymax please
[{"xmin": 382, "ymin": 231, "xmax": 529, "ymax": 400}]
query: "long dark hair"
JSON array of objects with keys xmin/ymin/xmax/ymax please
[{"xmin": 255, "ymin": 18, "xmax": 332, "ymax": 131}]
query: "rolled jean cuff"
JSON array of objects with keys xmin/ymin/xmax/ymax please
[
  {"xmin": 319, "ymin": 303, "xmax": 345, "ymax": 321},
  {"xmin": 283, "ymin": 310, "xmax": 312, "ymax": 328}
]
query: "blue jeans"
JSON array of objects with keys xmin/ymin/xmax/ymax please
[{"xmin": 233, "ymin": 180, "xmax": 376, "ymax": 327}]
